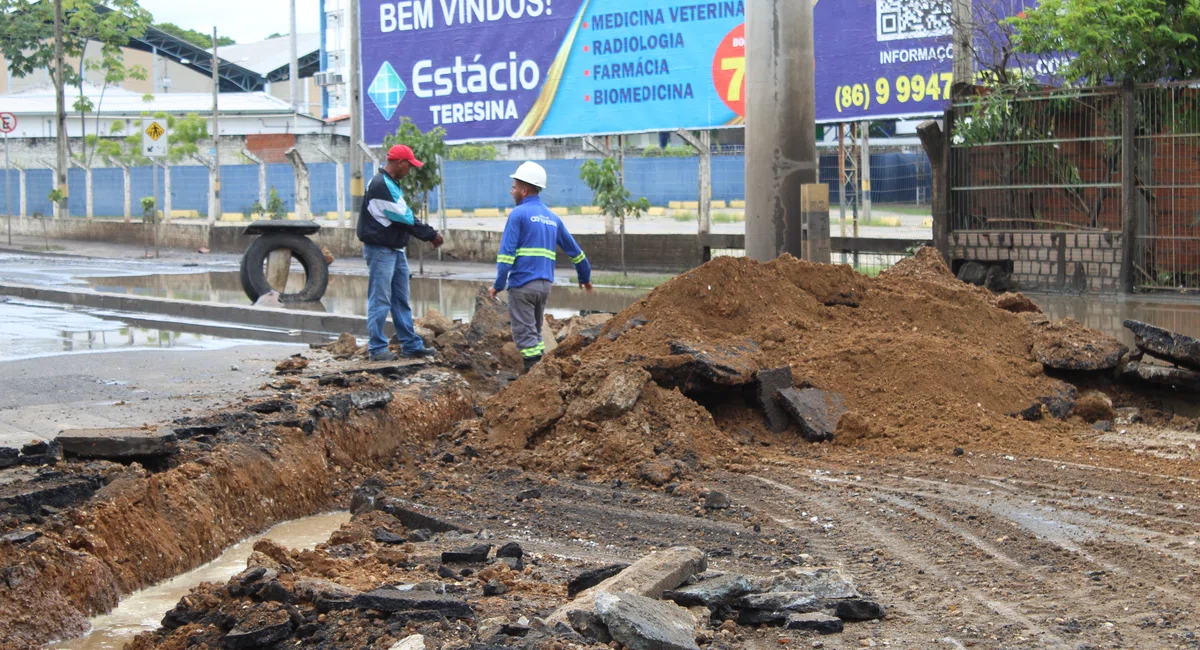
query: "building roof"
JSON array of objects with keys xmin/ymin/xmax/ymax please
[
  {"xmin": 5, "ymin": 83, "xmax": 322, "ymax": 122},
  {"xmin": 219, "ymin": 34, "xmax": 322, "ymax": 79}
]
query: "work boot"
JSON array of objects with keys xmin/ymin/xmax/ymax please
[
  {"xmin": 370, "ymin": 350, "xmax": 399, "ymax": 362},
  {"xmin": 523, "ymin": 355, "xmax": 542, "ymax": 373},
  {"xmin": 402, "ymin": 348, "xmax": 437, "ymax": 359}
]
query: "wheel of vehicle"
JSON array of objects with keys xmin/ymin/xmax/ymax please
[{"xmin": 238, "ymin": 232, "xmax": 329, "ymax": 303}]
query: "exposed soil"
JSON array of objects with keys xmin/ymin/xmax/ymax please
[{"xmin": 4, "ymin": 249, "xmax": 1200, "ymax": 650}]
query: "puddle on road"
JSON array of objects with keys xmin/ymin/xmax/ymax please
[
  {"xmin": 51, "ymin": 511, "xmax": 351, "ymax": 650},
  {"xmin": 0, "ymin": 299, "xmax": 268, "ymax": 362},
  {"xmin": 85, "ymin": 272, "xmax": 646, "ymax": 320}
]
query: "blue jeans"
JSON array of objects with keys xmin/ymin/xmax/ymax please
[{"xmin": 363, "ymin": 244, "xmax": 425, "ymax": 356}]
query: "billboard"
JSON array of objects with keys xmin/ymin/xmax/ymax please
[
  {"xmin": 358, "ymin": 0, "xmax": 1052, "ymax": 142},
  {"xmin": 814, "ymin": 0, "xmax": 1050, "ymax": 123},
  {"xmin": 360, "ymin": 0, "xmax": 747, "ymax": 143}
]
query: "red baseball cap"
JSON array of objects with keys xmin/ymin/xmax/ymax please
[{"xmin": 386, "ymin": 144, "xmax": 424, "ymax": 167}]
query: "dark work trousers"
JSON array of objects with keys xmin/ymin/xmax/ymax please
[{"xmin": 507, "ymin": 279, "xmax": 551, "ymax": 360}]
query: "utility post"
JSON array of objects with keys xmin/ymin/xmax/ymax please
[
  {"xmin": 951, "ymin": 0, "xmax": 973, "ymax": 91},
  {"xmin": 290, "ymin": 0, "xmax": 301, "ymax": 113},
  {"xmin": 676, "ymin": 129, "xmax": 713, "ymax": 234},
  {"xmin": 745, "ymin": 0, "xmax": 817, "ymax": 261},
  {"xmin": 53, "ymin": 0, "xmax": 68, "ymax": 220},
  {"xmin": 859, "ymin": 120, "xmax": 871, "ymax": 228},
  {"xmin": 210, "ymin": 28, "xmax": 222, "ymax": 224},
  {"xmin": 349, "ymin": 0, "xmax": 365, "ymax": 216}
]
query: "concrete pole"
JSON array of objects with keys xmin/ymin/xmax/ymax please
[
  {"xmin": 349, "ymin": 0, "xmax": 365, "ymax": 216},
  {"xmin": 859, "ymin": 120, "xmax": 871, "ymax": 228},
  {"xmin": 745, "ymin": 0, "xmax": 817, "ymax": 261},
  {"xmin": 952, "ymin": 0, "xmax": 973, "ymax": 90},
  {"xmin": 285, "ymin": 148, "xmax": 312, "ymax": 219},
  {"xmin": 54, "ymin": 0, "xmax": 68, "ymax": 219},
  {"xmin": 210, "ymin": 29, "xmax": 222, "ymax": 224},
  {"xmin": 290, "ymin": 0, "xmax": 301, "ymax": 113},
  {"xmin": 837, "ymin": 123, "xmax": 847, "ymax": 238},
  {"xmin": 243, "ymin": 149, "xmax": 268, "ymax": 213},
  {"xmin": 698, "ymin": 130, "xmax": 711, "ymax": 234}
]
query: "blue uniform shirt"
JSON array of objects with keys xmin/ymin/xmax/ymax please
[{"xmin": 493, "ymin": 196, "xmax": 591, "ymax": 292}]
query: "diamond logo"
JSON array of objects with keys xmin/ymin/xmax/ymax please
[{"xmin": 368, "ymin": 62, "xmax": 406, "ymax": 121}]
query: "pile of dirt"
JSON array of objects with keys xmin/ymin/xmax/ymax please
[{"xmin": 474, "ymin": 248, "xmax": 1125, "ymax": 476}]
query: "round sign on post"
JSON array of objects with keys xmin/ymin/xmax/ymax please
[{"xmin": 0, "ymin": 113, "xmax": 17, "ymax": 134}]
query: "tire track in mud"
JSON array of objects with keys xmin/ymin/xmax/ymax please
[
  {"xmin": 742, "ymin": 471, "xmax": 1075, "ymax": 649},
  {"xmin": 744, "ymin": 455, "xmax": 1200, "ymax": 649}
]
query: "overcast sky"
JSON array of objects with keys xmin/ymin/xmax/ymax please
[{"xmin": 137, "ymin": 0, "xmax": 322, "ymax": 44}]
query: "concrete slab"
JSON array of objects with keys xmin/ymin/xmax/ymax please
[{"xmin": 57, "ymin": 427, "xmax": 179, "ymax": 460}]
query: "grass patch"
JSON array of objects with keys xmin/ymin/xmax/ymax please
[
  {"xmin": 590, "ymin": 272, "xmax": 674, "ymax": 289},
  {"xmin": 873, "ymin": 204, "xmax": 932, "ymax": 217},
  {"xmin": 672, "ymin": 213, "xmax": 696, "ymax": 222},
  {"xmin": 712, "ymin": 212, "xmax": 743, "ymax": 224},
  {"xmin": 832, "ymin": 217, "xmax": 902, "ymax": 228},
  {"xmin": 567, "ymin": 205, "xmax": 582, "ymax": 215},
  {"xmin": 23, "ymin": 245, "xmax": 66, "ymax": 252}
]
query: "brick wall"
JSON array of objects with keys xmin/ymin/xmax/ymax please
[
  {"xmin": 949, "ymin": 230, "xmax": 1123, "ymax": 294},
  {"xmin": 245, "ymin": 134, "xmax": 298, "ymax": 164}
]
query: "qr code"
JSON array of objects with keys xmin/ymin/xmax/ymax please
[{"xmin": 877, "ymin": 0, "xmax": 951, "ymax": 42}]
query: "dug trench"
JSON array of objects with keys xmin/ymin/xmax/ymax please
[{"xmin": 5, "ymin": 249, "xmax": 1200, "ymax": 649}]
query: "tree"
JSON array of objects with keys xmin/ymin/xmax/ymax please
[
  {"xmin": 383, "ymin": 118, "xmax": 448, "ymax": 218},
  {"xmin": 580, "ymin": 157, "xmax": 650, "ymax": 275},
  {"xmin": 0, "ymin": 0, "xmax": 152, "ymax": 166},
  {"xmin": 155, "ymin": 22, "xmax": 235, "ymax": 48},
  {"xmin": 1010, "ymin": 0, "xmax": 1200, "ymax": 85}
]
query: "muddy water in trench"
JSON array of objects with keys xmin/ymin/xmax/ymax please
[
  {"xmin": 49, "ymin": 511, "xmax": 351, "ymax": 650},
  {"xmin": 1031, "ymin": 293, "xmax": 1200, "ymax": 348},
  {"xmin": 85, "ymin": 272, "xmax": 645, "ymax": 321}
]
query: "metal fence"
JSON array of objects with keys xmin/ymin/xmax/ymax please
[
  {"xmin": 949, "ymin": 85, "xmax": 1125, "ymax": 232},
  {"xmin": 1133, "ymin": 83, "xmax": 1200, "ymax": 291},
  {"xmin": 949, "ymin": 82, "xmax": 1200, "ymax": 291}
]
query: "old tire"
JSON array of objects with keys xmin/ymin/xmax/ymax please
[{"xmin": 239, "ymin": 233, "xmax": 329, "ymax": 303}]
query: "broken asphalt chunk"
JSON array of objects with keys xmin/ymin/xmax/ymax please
[
  {"xmin": 496, "ymin": 542, "xmax": 523, "ymax": 559},
  {"xmin": 1026, "ymin": 314, "xmax": 1127, "ymax": 371},
  {"xmin": 349, "ymin": 390, "xmax": 393, "ymax": 410},
  {"xmin": 567, "ymin": 563, "xmax": 631, "ymax": 598},
  {"xmin": 784, "ymin": 612, "xmax": 844, "ymax": 634},
  {"xmin": 595, "ymin": 591, "xmax": 700, "ymax": 650},
  {"xmin": 755, "ymin": 366, "xmax": 794, "ymax": 433},
  {"xmin": 1119, "ymin": 360, "xmax": 1200, "ymax": 393},
  {"xmin": 223, "ymin": 608, "xmax": 295, "ymax": 648},
  {"xmin": 441, "ymin": 543, "xmax": 491, "ymax": 563},
  {"xmin": 374, "ymin": 529, "xmax": 406, "ymax": 545},
  {"xmin": 1011, "ymin": 385, "xmax": 1078, "ymax": 421},
  {"xmin": 607, "ymin": 315, "xmax": 649, "ymax": 341},
  {"xmin": 1124, "ymin": 320, "xmax": 1200, "ymax": 371},
  {"xmin": 765, "ymin": 567, "xmax": 859, "ymax": 599},
  {"xmin": 662, "ymin": 573, "xmax": 753, "ymax": 608},
  {"xmin": 350, "ymin": 589, "xmax": 473, "ymax": 619},
  {"xmin": 56, "ymin": 427, "xmax": 178, "ymax": 461},
  {"xmin": 777, "ymin": 388, "xmax": 846, "ymax": 442},
  {"xmin": 667, "ymin": 340, "xmax": 761, "ymax": 386},
  {"xmin": 831, "ymin": 598, "xmax": 887, "ymax": 622},
  {"xmin": 377, "ymin": 497, "xmax": 466, "ymax": 533},
  {"xmin": 2, "ymin": 530, "xmax": 41, "ymax": 545}
]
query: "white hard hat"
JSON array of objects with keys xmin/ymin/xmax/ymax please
[{"xmin": 510, "ymin": 161, "xmax": 547, "ymax": 189}]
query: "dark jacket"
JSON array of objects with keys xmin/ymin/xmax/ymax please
[{"xmin": 356, "ymin": 169, "xmax": 438, "ymax": 249}]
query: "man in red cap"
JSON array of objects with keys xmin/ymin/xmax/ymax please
[{"xmin": 356, "ymin": 144, "xmax": 444, "ymax": 361}]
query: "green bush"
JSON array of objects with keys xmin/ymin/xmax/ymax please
[{"xmin": 251, "ymin": 187, "xmax": 287, "ymax": 220}]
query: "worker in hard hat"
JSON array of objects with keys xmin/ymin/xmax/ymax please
[{"xmin": 488, "ymin": 161, "xmax": 593, "ymax": 372}]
